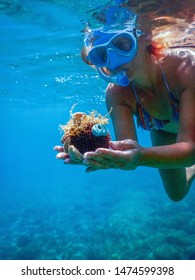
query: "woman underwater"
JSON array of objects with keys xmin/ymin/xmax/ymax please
[{"xmin": 54, "ymin": 2, "xmax": 195, "ymax": 201}]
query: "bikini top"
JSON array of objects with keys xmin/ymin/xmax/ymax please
[{"xmin": 131, "ymin": 65, "xmax": 179, "ymax": 130}]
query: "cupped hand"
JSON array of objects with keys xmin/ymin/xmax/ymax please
[{"xmin": 83, "ymin": 139, "xmax": 143, "ymax": 172}]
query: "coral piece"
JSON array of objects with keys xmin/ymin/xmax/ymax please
[{"xmin": 60, "ymin": 105, "xmax": 111, "ymax": 154}]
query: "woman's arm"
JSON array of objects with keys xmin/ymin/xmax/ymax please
[
  {"xmin": 141, "ymin": 142, "xmax": 195, "ymax": 168},
  {"xmin": 84, "ymin": 87, "xmax": 195, "ymax": 171},
  {"xmin": 106, "ymin": 84, "xmax": 138, "ymax": 141},
  {"xmin": 140, "ymin": 86, "xmax": 195, "ymax": 168}
]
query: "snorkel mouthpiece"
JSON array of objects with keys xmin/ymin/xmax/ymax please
[
  {"xmin": 97, "ymin": 67, "xmax": 129, "ymax": 87},
  {"xmin": 117, "ymin": 74, "xmax": 130, "ymax": 86}
]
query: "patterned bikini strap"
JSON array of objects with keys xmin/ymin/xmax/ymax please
[
  {"xmin": 131, "ymin": 84, "xmax": 140, "ymax": 102},
  {"xmin": 155, "ymin": 58, "xmax": 179, "ymax": 122},
  {"xmin": 157, "ymin": 61, "xmax": 172, "ymax": 94}
]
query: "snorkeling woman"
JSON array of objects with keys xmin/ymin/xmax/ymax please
[{"xmin": 54, "ymin": 5, "xmax": 195, "ymax": 201}]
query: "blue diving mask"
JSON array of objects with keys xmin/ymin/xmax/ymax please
[
  {"xmin": 87, "ymin": 29, "xmax": 138, "ymax": 70},
  {"xmin": 86, "ymin": 29, "xmax": 138, "ymax": 86}
]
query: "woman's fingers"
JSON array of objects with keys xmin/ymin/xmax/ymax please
[
  {"xmin": 84, "ymin": 148, "xmax": 129, "ymax": 163},
  {"xmin": 68, "ymin": 145, "xmax": 83, "ymax": 163},
  {"xmin": 53, "ymin": 145, "xmax": 64, "ymax": 152},
  {"xmin": 63, "ymin": 136, "xmax": 71, "ymax": 153},
  {"xmin": 56, "ymin": 152, "xmax": 69, "ymax": 160},
  {"xmin": 54, "ymin": 145, "xmax": 69, "ymax": 160},
  {"xmin": 54, "ymin": 144, "xmax": 84, "ymax": 164}
]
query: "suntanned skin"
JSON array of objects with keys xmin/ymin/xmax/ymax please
[{"xmin": 54, "ymin": 36, "xmax": 195, "ymax": 202}]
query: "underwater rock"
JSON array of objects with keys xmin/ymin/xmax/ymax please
[
  {"xmin": 165, "ymin": 231, "xmax": 190, "ymax": 247},
  {"xmin": 60, "ymin": 106, "xmax": 111, "ymax": 154},
  {"xmin": 186, "ymin": 217, "xmax": 195, "ymax": 233},
  {"xmin": 186, "ymin": 245, "xmax": 195, "ymax": 260},
  {"xmin": 16, "ymin": 247, "xmax": 40, "ymax": 260},
  {"xmin": 17, "ymin": 235, "xmax": 31, "ymax": 248},
  {"xmin": 153, "ymin": 244, "xmax": 184, "ymax": 260}
]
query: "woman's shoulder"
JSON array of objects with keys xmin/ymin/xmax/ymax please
[
  {"xmin": 106, "ymin": 84, "xmax": 134, "ymax": 106},
  {"xmin": 106, "ymin": 83, "xmax": 133, "ymax": 96},
  {"xmin": 163, "ymin": 48, "xmax": 194, "ymax": 65},
  {"xmin": 162, "ymin": 50, "xmax": 195, "ymax": 93}
]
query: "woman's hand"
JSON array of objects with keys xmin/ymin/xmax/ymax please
[
  {"xmin": 83, "ymin": 139, "xmax": 143, "ymax": 172},
  {"xmin": 53, "ymin": 137, "xmax": 83, "ymax": 164}
]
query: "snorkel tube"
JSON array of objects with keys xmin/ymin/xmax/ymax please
[{"xmin": 97, "ymin": 67, "xmax": 130, "ymax": 86}]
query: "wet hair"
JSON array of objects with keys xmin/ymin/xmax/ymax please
[{"xmin": 147, "ymin": 43, "xmax": 164, "ymax": 57}]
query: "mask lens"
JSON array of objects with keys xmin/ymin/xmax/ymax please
[
  {"xmin": 88, "ymin": 47, "xmax": 108, "ymax": 66},
  {"xmin": 112, "ymin": 35, "xmax": 133, "ymax": 52}
]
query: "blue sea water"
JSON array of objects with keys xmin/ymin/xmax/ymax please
[{"xmin": 0, "ymin": 0, "xmax": 195, "ymax": 260}]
